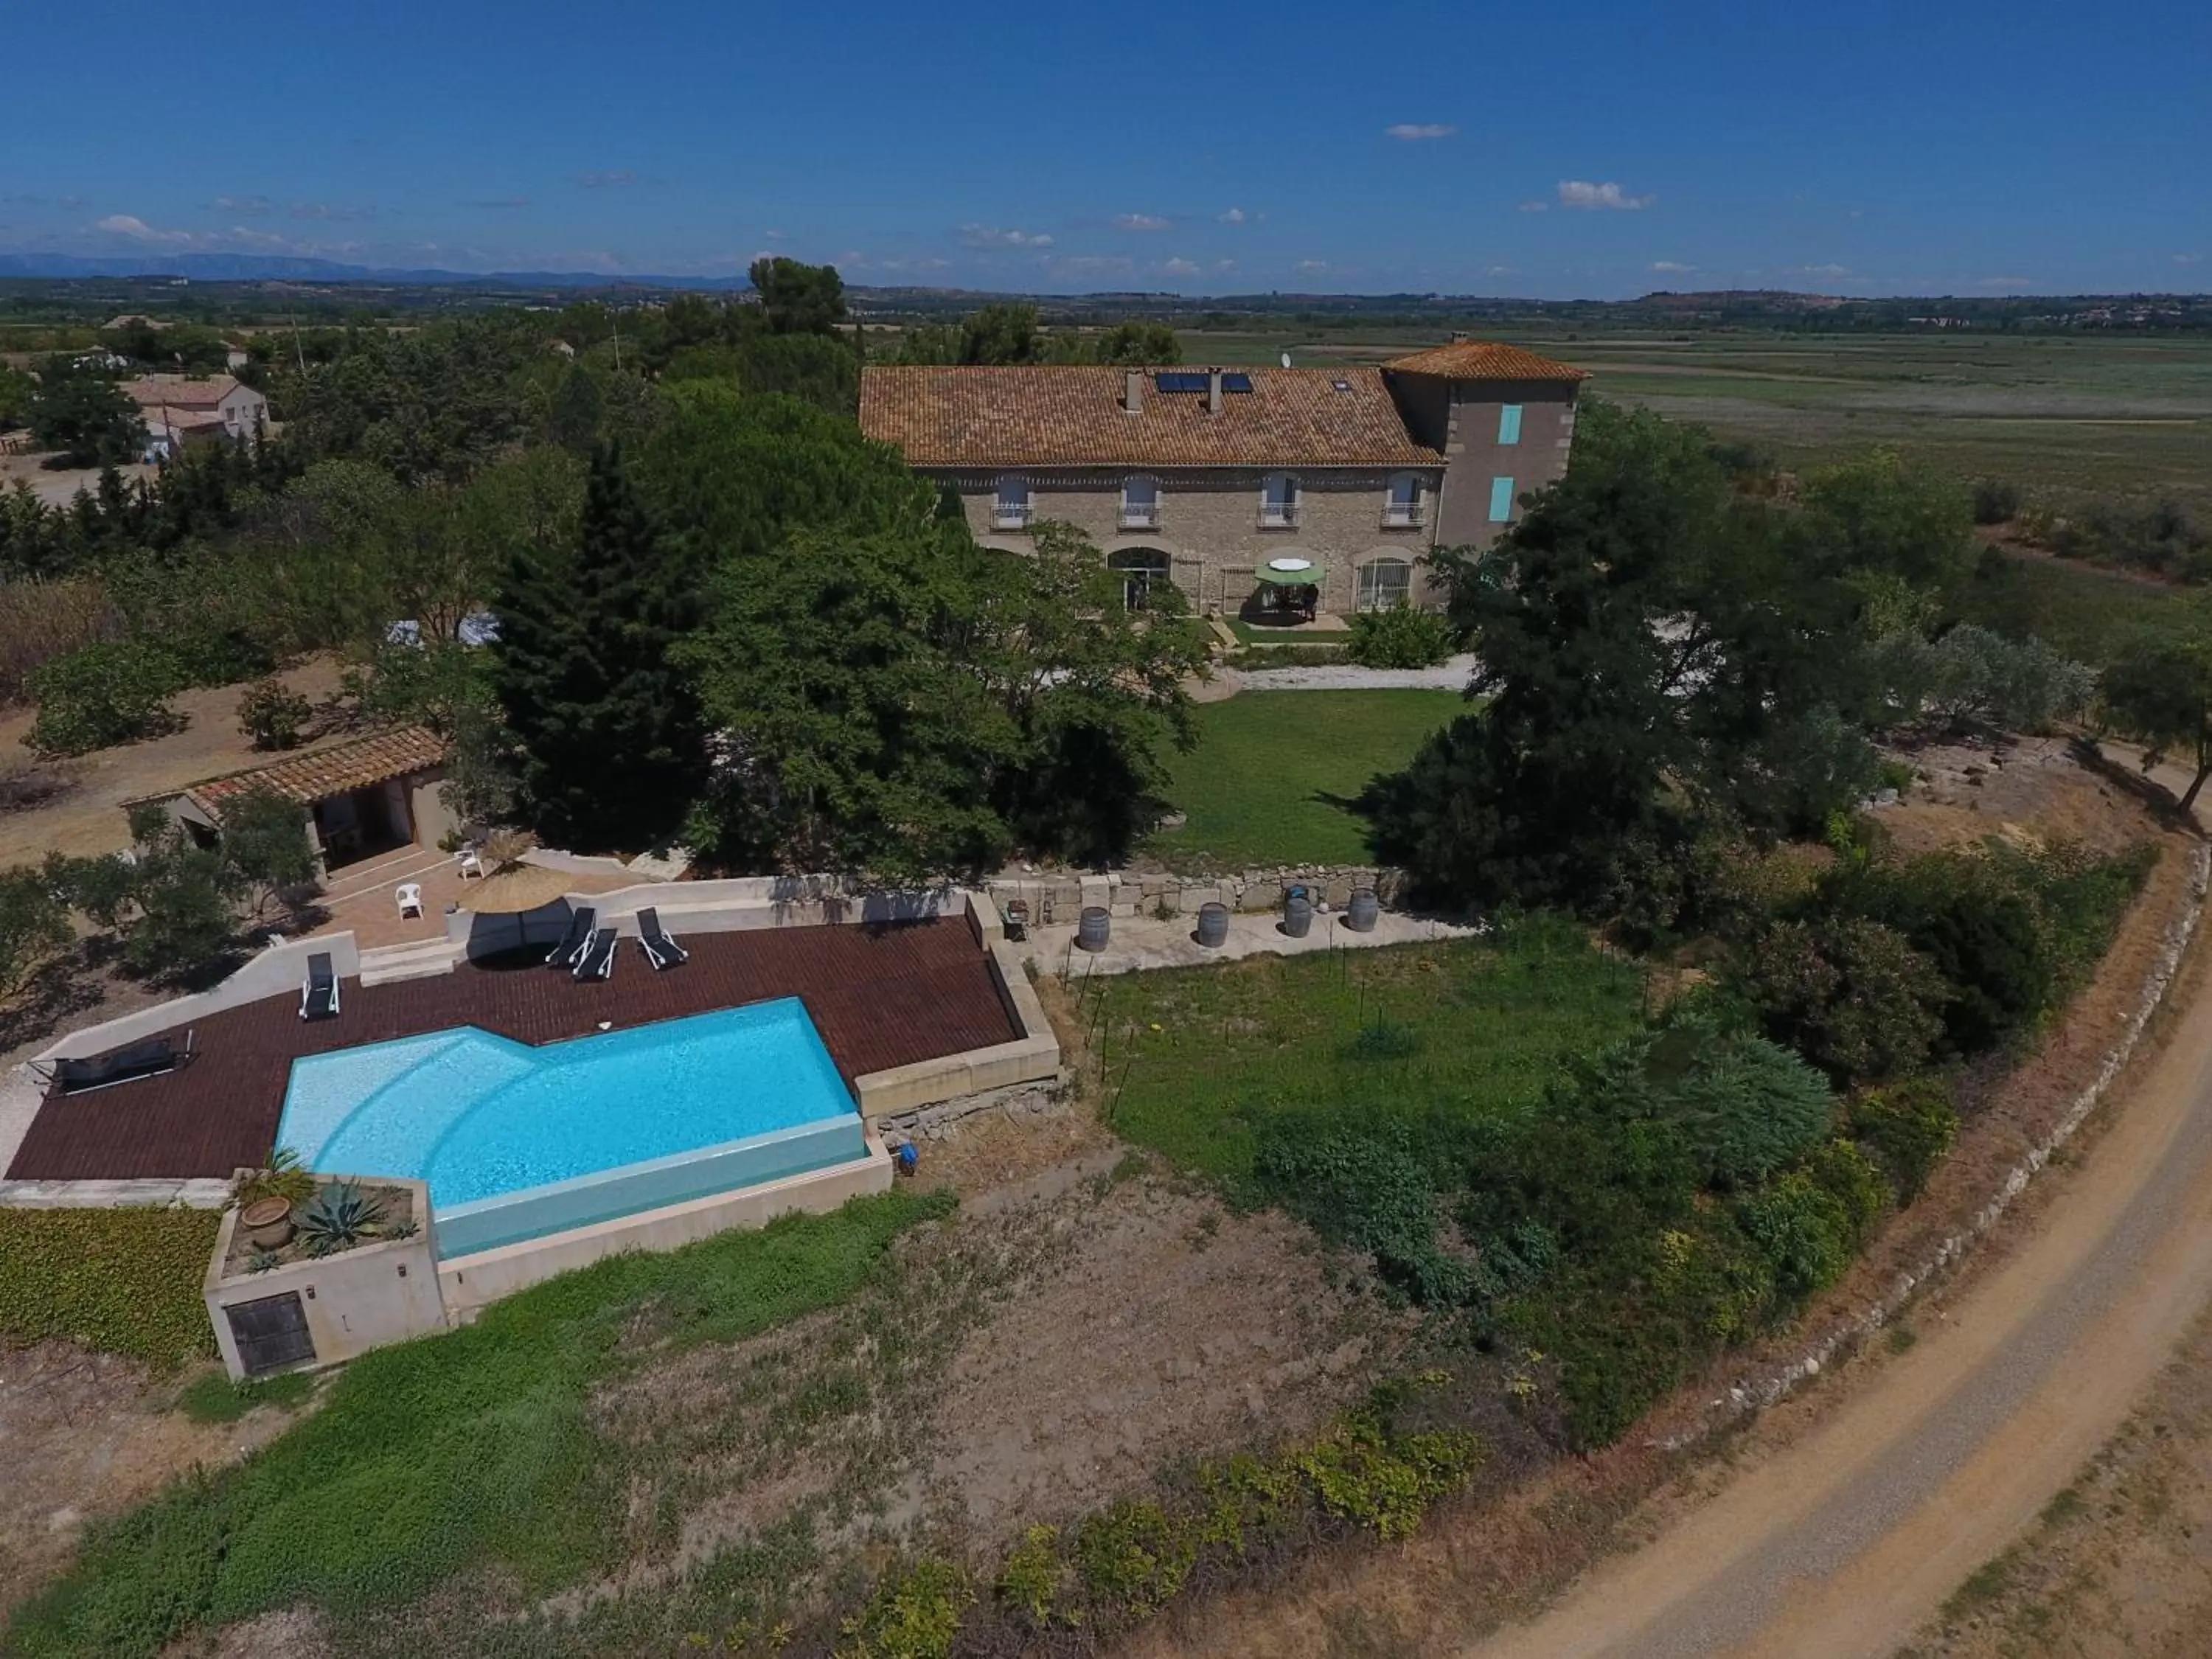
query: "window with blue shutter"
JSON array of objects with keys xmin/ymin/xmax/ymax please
[
  {"xmin": 1498, "ymin": 404, "xmax": 1523, "ymax": 445},
  {"xmin": 1489, "ymin": 476, "xmax": 1516, "ymax": 523}
]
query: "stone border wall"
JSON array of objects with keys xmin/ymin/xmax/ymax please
[
  {"xmin": 985, "ymin": 864, "xmax": 1407, "ymax": 923},
  {"xmin": 1672, "ymin": 839, "xmax": 2212, "ymax": 1441}
]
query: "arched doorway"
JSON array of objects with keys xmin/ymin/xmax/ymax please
[{"xmin": 1108, "ymin": 547, "xmax": 1172, "ymax": 611}]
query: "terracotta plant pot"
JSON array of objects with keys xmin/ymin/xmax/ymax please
[{"xmin": 240, "ymin": 1197, "xmax": 295, "ymax": 1251}]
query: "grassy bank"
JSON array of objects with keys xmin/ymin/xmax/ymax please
[
  {"xmin": 1148, "ymin": 688, "xmax": 1463, "ymax": 868},
  {"xmin": 5, "ymin": 1191, "xmax": 951, "ymax": 1659}
]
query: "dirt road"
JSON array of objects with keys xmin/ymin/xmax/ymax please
[{"xmin": 1465, "ymin": 932, "xmax": 2212, "ymax": 1659}]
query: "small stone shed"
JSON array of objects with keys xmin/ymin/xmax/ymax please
[{"xmin": 126, "ymin": 726, "xmax": 456, "ymax": 877}]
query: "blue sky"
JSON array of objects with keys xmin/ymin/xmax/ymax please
[{"xmin": 5, "ymin": 0, "xmax": 2206, "ymax": 296}]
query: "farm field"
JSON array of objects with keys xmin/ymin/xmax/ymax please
[{"xmin": 1179, "ymin": 328, "xmax": 2212, "ymax": 509}]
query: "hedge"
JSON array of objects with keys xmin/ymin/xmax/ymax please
[{"xmin": 0, "ymin": 1207, "xmax": 221, "ymax": 1368}]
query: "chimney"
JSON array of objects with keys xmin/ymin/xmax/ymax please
[
  {"xmin": 1207, "ymin": 366, "xmax": 1223, "ymax": 415},
  {"xmin": 1123, "ymin": 366, "xmax": 1144, "ymax": 414}
]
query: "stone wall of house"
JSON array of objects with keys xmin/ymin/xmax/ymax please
[
  {"xmin": 950, "ymin": 470, "xmax": 1449, "ymax": 616},
  {"xmin": 984, "ymin": 864, "xmax": 1408, "ymax": 924}
]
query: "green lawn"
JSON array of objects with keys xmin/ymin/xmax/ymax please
[
  {"xmin": 1150, "ymin": 689, "xmax": 1464, "ymax": 869},
  {"xmin": 1958, "ymin": 552, "xmax": 2183, "ymax": 666},
  {"xmin": 1091, "ymin": 917, "xmax": 1649, "ymax": 1182}
]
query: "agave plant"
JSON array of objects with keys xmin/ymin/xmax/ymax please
[
  {"xmin": 246, "ymin": 1248, "xmax": 282, "ymax": 1274},
  {"xmin": 296, "ymin": 1179, "xmax": 388, "ymax": 1258}
]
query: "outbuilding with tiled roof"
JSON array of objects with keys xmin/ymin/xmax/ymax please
[{"xmin": 127, "ymin": 726, "xmax": 456, "ymax": 877}]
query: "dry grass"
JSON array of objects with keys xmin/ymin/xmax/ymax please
[{"xmin": 0, "ymin": 577, "xmax": 122, "ymax": 708}]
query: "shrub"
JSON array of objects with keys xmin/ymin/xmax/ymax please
[
  {"xmin": 26, "ymin": 640, "xmax": 185, "ymax": 756},
  {"xmin": 1972, "ymin": 478, "xmax": 2023, "ymax": 525},
  {"xmin": 0, "ymin": 575, "xmax": 122, "ymax": 706},
  {"xmin": 1736, "ymin": 1169, "xmax": 1856, "ymax": 1304},
  {"xmin": 0, "ymin": 1208, "xmax": 222, "ymax": 1367},
  {"xmin": 1804, "ymin": 1137, "xmax": 1895, "ymax": 1248},
  {"xmin": 235, "ymin": 678, "xmax": 311, "ymax": 751},
  {"xmin": 1574, "ymin": 1027, "xmax": 1837, "ymax": 1191},
  {"xmin": 836, "ymin": 1557, "xmax": 971, "ymax": 1659},
  {"xmin": 1847, "ymin": 1077, "xmax": 1959, "ymax": 1200},
  {"xmin": 230, "ymin": 1148, "xmax": 316, "ymax": 1212},
  {"xmin": 1737, "ymin": 914, "xmax": 1948, "ymax": 1087},
  {"xmin": 1346, "ymin": 602, "xmax": 1458, "ymax": 669},
  {"xmin": 0, "ymin": 865, "xmax": 71, "ymax": 998},
  {"xmin": 1848, "ymin": 851, "xmax": 2056, "ymax": 1053},
  {"xmin": 1253, "ymin": 1123, "xmax": 1464, "ymax": 1303}
]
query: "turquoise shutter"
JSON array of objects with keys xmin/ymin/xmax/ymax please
[
  {"xmin": 1498, "ymin": 404, "xmax": 1523, "ymax": 445},
  {"xmin": 1489, "ymin": 476, "xmax": 1516, "ymax": 522}
]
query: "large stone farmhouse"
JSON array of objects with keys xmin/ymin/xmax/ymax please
[{"xmin": 858, "ymin": 341, "xmax": 1586, "ymax": 616}]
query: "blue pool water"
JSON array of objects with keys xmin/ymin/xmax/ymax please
[{"xmin": 276, "ymin": 999, "xmax": 858, "ymax": 1219}]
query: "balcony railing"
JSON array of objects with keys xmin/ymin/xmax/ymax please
[
  {"xmin": 992, "ymin": 503, "xmax": 1033, "ymax": 530},
  {"xmin": 1119, "ymin": 504, "xmax": 1161, "ymax": 530},
  {"xmin": 1381, "ymin": 502, "xmax": 1427, "ymax": 528},
  {"xmin": 1259, "ymin": 503, "xmax": 1301, "ymax": 528}
]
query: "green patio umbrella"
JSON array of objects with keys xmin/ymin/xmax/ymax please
[{"xmin": 1256, "ymin": 557, "xmax": 1324, "ymax": 589}]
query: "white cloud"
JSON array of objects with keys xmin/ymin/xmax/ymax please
[
  {"xmin": 1295, "ymin": 258, "xmax": 1329, "ymax": 275},
  {"xmin": 2175, "ymin": 252, "xmax": 2204, "ymax": 265},
  {"xmin": 91, "ymin": 214, "xmax": 197, "ymax": 245},
  {"xmin": 574, "ymin": 169, "xmax": 641, "ymax": 189},
  {"xmin": 1218, "ymin": 207, "xmax": 1246, "ymax": 225},
  {"xmin": 1650, "ymin": 260, "xmax": 1695, "ymax": 274},
  {"xmin": 1484, "ymin": 264, "xmax": 1514, "ymax": 276},
  {"xmin": 1975, "ymin": 275, "xmax": 2034, "ymax": 290},
  {"xmin": 210, "ymin": 194, "xmax": 274, "ymax": 216},
  {"xmin": 957, "ymin": 223, "xmax": 1053, "ymax": 248},
  {"xmin": 1785, "ymin": 262, "xmax": 1854, "ymax": 277},
  {"xmin": 291, "ymin": 202, "xmax": 375, "ymax": 222},
  {"xmin": 1161, "ymin": 257, "xmax": 1200, "ymax": 276},
  {"xmin": 1215, "ymin": 258, "xmax": 1237, "ymax": 272},
  {"xmin": 1517, "ymin": 199, "xmax": 1549, "ymax": 214},
  {"xmin": 765, "ymin": 228, "xmax": 787, "ymax": 240},
  {"xmin": 1385, "ymin": 122, "xmax": 1456, "ymax": 141},
  {"xmin": 1115, "ymin": 212, "xmax": 1171, "ymax": 232},
  {"xmin": 1042, "ymin": 254, "xmax": 1135, "ymax": 276},
  {"xmin": 1557, "ymin": 179, "xmax": 1654, "ymax": 211}
]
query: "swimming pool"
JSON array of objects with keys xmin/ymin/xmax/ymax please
[{"xmin": 276, "ymin": 999, "xmax": 866, "ymax": 1256}]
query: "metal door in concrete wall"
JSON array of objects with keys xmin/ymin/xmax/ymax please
[{"xmin": 226, "ymin": 1291, "xmax": 316, "ymax": 1376}]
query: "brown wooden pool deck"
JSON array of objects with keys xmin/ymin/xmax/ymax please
[{"xmin": 8, "ymin": 919, "xmax": 1020, "ymax": 1182}]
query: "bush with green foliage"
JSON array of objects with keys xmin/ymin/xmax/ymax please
[
  {"xmin": 1846, "ymin": 1077, "xmax": 1960, "ymax": 1200},
  {"xmin": 0, "ymin": 865, "xmax": 72, "ymax": 998},
  {"xmin": 1972, "ymin": 478, "xmax": 2023, "ymax": 525},
  {"xmin": 234, "ymin": 678, "xmax": 311, "ymax": 750},
  {"xmin": 26, "ymin": 639, "xmax": 185, "ymax": 755},
  {"xmin": 0, "ymin": 1208, "xmax": 221, "ymax": 1367},
  {"xmin": 1737, "ymin": 913, "xmax": 1948, "ymax": 1086},
  {"xmin": 1346, "ymin": 602, "xmax": 1458, "ymax": 669}
]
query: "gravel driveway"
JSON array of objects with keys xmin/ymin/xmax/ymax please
[{"xmin": 1217, "ymin": 653, "xmax": 1479, "ymax": 693}]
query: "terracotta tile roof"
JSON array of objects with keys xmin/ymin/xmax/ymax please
[
  {"xmin": 161, "ymin": 727, "xmax": 448, "ymax": 820},
  {"xmin": 1381, "ymin": 341, "xmax": 1589, "ymax": 382},
  {"xmin": 138, "ymin": 406, "xmax": 229, "ymax": 434},
  {"xmin": 859, "ymin": 365, "xmax": 1443, "ymax": 470},
  {"xmin": 122, "ymin": 373, "xmax": 247, "ymax": 410}
]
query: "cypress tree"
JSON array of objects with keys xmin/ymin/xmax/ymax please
[{"xmin": 491, "ymin": 442, "xmax": 706, "ymax": 852}]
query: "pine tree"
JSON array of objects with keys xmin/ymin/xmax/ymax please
[{"xmin": 491, "ymin": 443, "xmax": 706, "ymax": 852}]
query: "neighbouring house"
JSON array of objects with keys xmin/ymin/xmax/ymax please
[
  {"xmin": 857, "ymin": 341, "xmax": 1587, "ymax": 617},
  {"xmin": 122, "ymin": 372, "xmax": 269, "ymax": 459},
  {"xmin": 124, "ymin": 726, "xmax": 456, "ymax": 877}
]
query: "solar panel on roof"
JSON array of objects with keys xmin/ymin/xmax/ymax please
[
  {"xmin": 1154, "ymin": 372, "xmax": 1208, "ymax": 392},
  {"xmin": 1220, "ymin": 372, "xmax": 1253, "ymax": 392}
]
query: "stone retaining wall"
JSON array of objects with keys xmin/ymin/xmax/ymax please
[{"xmin": 985, "ymin": 864, "xmax": 1407, "ymax": 924}]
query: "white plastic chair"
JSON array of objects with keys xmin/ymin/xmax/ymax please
[
  {"xmin": 395, "ymin": 883, "xmax": 425, "ymax": 919},
  {"xmin": 455, "ymin": 846, "xmax": 485, "ymax": 880}
]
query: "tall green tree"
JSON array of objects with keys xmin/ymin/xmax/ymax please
[
  {"xmin": 29, "ymin": 372, "xmax": 145, "ymax": 467},
  {"xmin": 1361, "ymin": 403, "xmax": 1867, "ymax": 913},
  {"xmin": 2101, "ymin": 594, "xmax": 2212, "ymax": 810},
  {"xmin": 490, "ymin": 445, "xmax": 706, "ymax": 852},
  {"xmin": 748, "ymin": 257, "xmax": 846, "ymax": 335}
]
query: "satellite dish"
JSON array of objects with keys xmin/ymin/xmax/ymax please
[{"xmin": 1279, "ymin": 351, "xmax": 1293, "ymax": 369}]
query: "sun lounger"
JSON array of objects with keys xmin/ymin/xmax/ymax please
[
  {"xmin": 51, "ymin": 1029, "xmax": 195, "ymax": 1094},
  {"xmin": 572, "ymin": 926, "xmax": 617, "ymax": 982},
  {"xmin": 637, "ymin": 907, "xmax": 689, "ymax": 970},
  {"xmin": 299, "ymin": 952, "xmax": 340, "ymax": 1020},
  {"xmin": 546, "ymin": 907, "xmax": 597, "ymax": 968}
]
